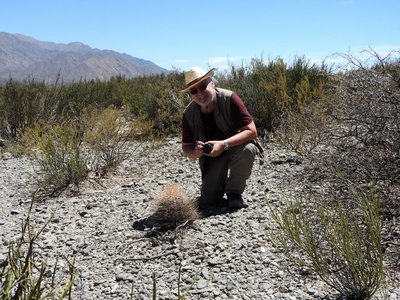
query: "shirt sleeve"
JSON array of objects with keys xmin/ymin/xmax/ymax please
[{"xmin": 230, "ymin": 93, "xmax": 253, "ymax": 129}]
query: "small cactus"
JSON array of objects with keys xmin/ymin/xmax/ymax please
[{"xmin": 151, "ymin": 184, "xmax": 199, "ymax": 231}]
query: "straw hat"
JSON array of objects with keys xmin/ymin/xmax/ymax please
[{"xmin": 180, "ymin": 67, "xmax": 215, "ymax": 92}]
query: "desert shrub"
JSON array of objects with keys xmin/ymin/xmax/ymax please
[
  {"xmin": 22, "ymin": 120, "xmax": 88, "ymax": 196},
  {"xmin": 142, "ymin": 85, "xmax": 181, "ymax": 136},
  {"xmin": 268, "ymin": 50, "xmax": 400, "ymax": 298},
  {"xmin": 285, "ymin": 56, "xmax": 332, "ymax": 109},
  {"xmin": 0, "ymin": 200, "xmax": 76, "ymax": 299},
  {"xmin": 307, "ymin": 51, "xmax": 400, "ymax": 274},
  {"xmin": 218, "ymin": 57, "xmax": 333, "ymax": 134},
  {"xmin": 0, "ymin": 76, "xmax": 123, "ymax": 140},
  {"xmin": 269, "ymin": 185, "xmax": 384, "ymax": 299},
  {"xmin": 82, "ymin": 107, "xmax": 136, "ymax": 176},
  {"xmin": 304, "ymin": 50, "xmax": 400, "ymax": 234},
  {"xmin": 20, "ymin": 106, "xmax": 144, "ymax": 195},
  {"xmin": 0, "ymin": 78, "xmax": 57, "ymax": 139},
  {"xmin": 218, "ymin": 58, "xmax": 289, "ymax": 132},
  {"xmin": 121, "ymin": 72, "xmax": 186, "ymax": 136},
  {"xmin": 272, "ymin": 57, "xmax": 338, "ymax": 154},
  {"xmin": 54, "ymin": 78, "xmax": 122, "ymax": 118},
  {"xmin": 130, "ymin": 118, "xmax": 156, "ymax": 140},
  {"xmin": 330, "ymin": 50, "xmax": 400, "ymax": 187},
  {"xmin": 273, "ymin": 99, "xmax": 332, "ymax": 155},
  {"xmin": 119, "ymin": 75, "xmax": 148, "ymax": 117}
]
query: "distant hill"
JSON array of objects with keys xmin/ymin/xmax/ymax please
[{"xmin": 0, "ymin": 32, "xmax": 168, "ymax": 83}]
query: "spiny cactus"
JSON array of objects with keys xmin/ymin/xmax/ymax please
[{"xmin": 151, "ymin": 183, "xmax": 199, "ymax": 231}]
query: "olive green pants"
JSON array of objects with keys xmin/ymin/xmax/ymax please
[{"xmin": 199, "ymin": 142, "xmax": 258, "ymax": 206}]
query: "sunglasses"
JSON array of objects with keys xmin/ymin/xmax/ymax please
[{"xmin": 189, "ymin": 80, "xmax": 211, "ymax": 95}]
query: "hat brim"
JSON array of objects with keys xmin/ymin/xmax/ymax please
[{"xmin": 180, "ymin": 68, "xmax": 215, "ymax": 93}]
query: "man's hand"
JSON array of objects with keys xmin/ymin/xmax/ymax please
[
  {"xmin": 182, "ymin": 141, "xmax": 205, "ymax": 159},
  {"xmin": 204, "ymin": 140, "xmax": 224, "ymax": 157}
]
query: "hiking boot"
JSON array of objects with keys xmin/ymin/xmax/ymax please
[
  {"xmin": 197, "ymin": 196, "xmax": 227, "ymax": 211},
  {"xmin": 227, "ymin": 193, "xmax": 247, "ymax": 209}
]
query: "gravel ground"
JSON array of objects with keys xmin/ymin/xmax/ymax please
[{"xmin": 1, "ymin": 137, "xmax": 399, "ymax": 299}]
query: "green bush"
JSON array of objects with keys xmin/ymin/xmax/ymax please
[
  {"xmin": 0, "ymin": 78, "xmax": 45, "ymax": 139},
  {"xmin": 0, "ymin": 77, "xmax": 124, "ymax": 140},
  {"xmin": 55, "ymin": 78, "xmax": 122, "ymax": 118},
  {"xmin": 218, "ymin": 56, "xmax": 333, "ymax": 133},
  {"xmin": 120, "ymin": 72, "xmax": 186, "ymax": 136},
  {"xmin": 20, "ymin": 106, "xmax": 142, "ymax": 194},
  {"xmin": 218, "ymin": 58, "xmax": 289, "ymax": 132},
  {"xmin": 268, "ymin": 185, "xmax": 384, "ymax": 299},
  {"xmin": 22, "ymin": 121, "xmax": 88, "ymax": 196}
]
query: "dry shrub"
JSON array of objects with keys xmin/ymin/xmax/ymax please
[
  {"xmin": 82, "ymin": 107, "xmax": 135, "ymax": 176},
  {"xmin": 309, "ymin": 51, "xmax": 400, "ymax": 238},
  {"xmin": 312, "ymin": 51, "xmax": 400, "ymax": 275},
  {"xmin": 274, "ymin": 100, "xmax": 331, "ymax": 155},
  {"xmin": 151, "ymin": 184, "xmax": 199, "ymax": 231},
  {"xmin": 130, "ymin": 118, "xmax": 155, "ymax": 140},
  {"xmin": 22, "ymin": 121, "xmax": 88, "ymax": 196}
]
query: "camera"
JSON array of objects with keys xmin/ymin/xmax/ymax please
[{"xmin": 202, "ymin": 143, "xmax": 213, "ymax": 154}]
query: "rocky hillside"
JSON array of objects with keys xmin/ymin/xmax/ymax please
[{"xmin": 0, "ymin": 32, "xmax": 168, "ymax": 83}]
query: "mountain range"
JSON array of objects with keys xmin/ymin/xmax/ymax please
[{"xmin": 0, "ymin": 32, "xmax": 168, "ymax": 83}]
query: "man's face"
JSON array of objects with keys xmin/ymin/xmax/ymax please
[{"xmin": 189, "ymin": 79, "xmax": 214, "ymax": 107}]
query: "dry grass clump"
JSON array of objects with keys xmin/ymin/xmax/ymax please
[{"xmin": 150, "ymin": 184, "xmax": 199, "ymax": 231}]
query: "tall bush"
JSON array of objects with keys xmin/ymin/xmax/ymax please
[
  {"xmin": 273, "ymin": 100, "xmax": 330, "ymax": 155},
  {"xmin": 121, "ymin": 72, "xmax": 186, "ymax": 136},
  {"xmin": 304, "ymin": 50, "xmax": 400, "ymax": 228},
  {"xmin": 218, "ymin": 57, "xmax": 333, "ymax": 134},
  {"xmin": 0, "ymin": 78, "xmax": 50, "ymax": 139}
]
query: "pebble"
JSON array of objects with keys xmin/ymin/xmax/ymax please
[{"xmin": 196, "ymin": 278, "xmax": 208, "ymax": 289}]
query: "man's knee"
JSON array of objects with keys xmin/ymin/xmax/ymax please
[
  {"xmin": 243, "ymin": 142, "xmax": 258, "ymax": 158},
  {"xmin": 236, "ymin": 143, "xmax": 257, "ymax": 165}
]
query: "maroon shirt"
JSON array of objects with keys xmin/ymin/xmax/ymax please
[{"xmin": 182, "ymin": 93, "xmax": 253, "ymax": 143}]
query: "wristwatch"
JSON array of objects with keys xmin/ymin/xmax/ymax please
[{"xmin": 223, "ymin": 140, "xmax": 229, "ymax": 151}]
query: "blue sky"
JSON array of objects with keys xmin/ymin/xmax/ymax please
[{"xmin": 1, "ymin": 0, "xmax": 399, "ymax": 72}]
